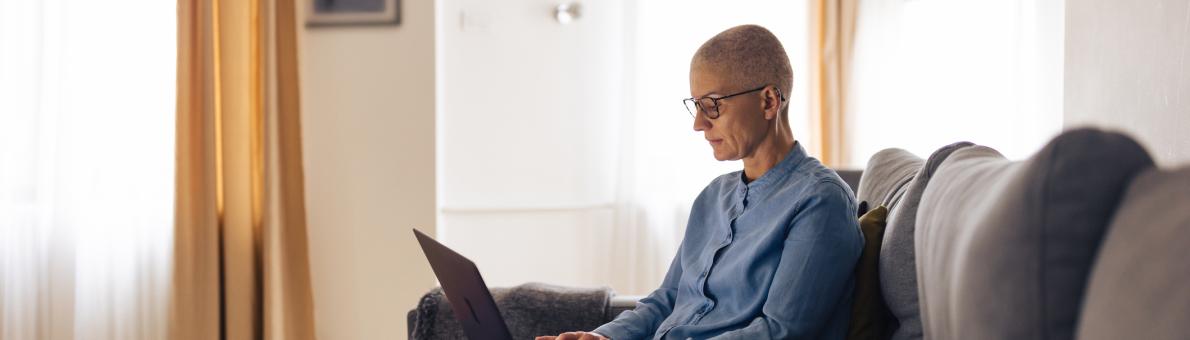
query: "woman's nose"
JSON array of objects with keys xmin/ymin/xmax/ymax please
[{"xmin": 693, "ymin": 112, "xmax": 711, "ymax": 131}]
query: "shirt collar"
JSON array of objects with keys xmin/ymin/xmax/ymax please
[{"xmin": 736, "ymin": 141, "xmax": 807, "ymax": 196}]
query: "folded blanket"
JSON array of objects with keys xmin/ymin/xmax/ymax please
[{"xmin": 412, "ymin": 282, "xmax": 614, "ymax": 340}]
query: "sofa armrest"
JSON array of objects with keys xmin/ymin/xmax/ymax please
[
  {"xmin": 408, "ymin": 286, "xmax": 627, "ymax": 339},
  {"xmin": 610, "ymin": 295, "xmax": 643, "ymax": 308},
  {"xmin": 607, "ymin": 295, "xmax": 644, "ymax": 318},
  {"xmin": 408, "ymin": 309, "xmax": 417, "ymax": 339}
]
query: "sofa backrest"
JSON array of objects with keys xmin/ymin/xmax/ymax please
[
  {"xmin": 857, "ymin": 142, "xmax": 971, "ymax": 340},
  {"xmin": 914, "ymin": 128, "xmax": 1153, "ymax": 339},
  {"xmin": 882, "ymin": 143, "xmax": 972, "ymax": 340},
  {"xmin": 857, "ymin": 148, "xmax": 922, "ymax": 209},
  {"xmin": 1076, "ymin": 166, "xmax": 1190, "ymax": 340},
  {"xmin": 836, "ymin": 169, "xmax": 865, "ymax": 195}
]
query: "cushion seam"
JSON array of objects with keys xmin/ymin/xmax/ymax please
[{"xmin": 1038, "ymin": 134, "xmax": 1062, "ymax": 339}]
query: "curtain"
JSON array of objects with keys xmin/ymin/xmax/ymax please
[
  {"xmin": 0, "ymin": 0, "xmax": 176, "ymax": 339},
  {"xmin": 809, "ymin": 0, "xmax": 859, "ymax": 168},
  {"xmin": 171, "ymin": 0, "xmax": 316, "ymax": 339}
]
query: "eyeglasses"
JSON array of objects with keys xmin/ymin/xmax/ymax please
[{"xmin": 683, "ymin": 86, "xmax": 781, "ymax": 119}]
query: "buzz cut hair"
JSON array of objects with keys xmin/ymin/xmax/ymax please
[{"xmin": 691, "ymin": 24, "xmax": 794, "ymax": 117}]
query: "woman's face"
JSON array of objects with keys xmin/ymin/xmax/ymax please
[{"xmin": 689, "ymin": 66, "xmax": 769, "ymax": 161}]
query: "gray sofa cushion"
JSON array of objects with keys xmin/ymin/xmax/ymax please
[
  {"xmin": 915, "ymin": 128, "xmax": 1153, "ymax": 340},
  {"xmin": 855, "ymin": 147, "xmax": 922, "ymax": 340},
  {"xmin": 878, "ymin": 142, "xmax": 971, "ymax": 340},
  {"xmin": 1077, "ymin": 167, "xmax": 1190, "ymax": 340},
  {"xmin": 857, "ymin": 148, "xmax": 922, "ymax": 209}
]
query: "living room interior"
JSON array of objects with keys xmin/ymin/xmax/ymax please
[{"xmin": 1, "ymin": 0, "xmax": 1187, "ymax": 339}]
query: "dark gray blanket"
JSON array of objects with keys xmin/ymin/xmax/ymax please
[{"xmin": 411, "ymin": 282, "xmax": 614, "ymax": 340}]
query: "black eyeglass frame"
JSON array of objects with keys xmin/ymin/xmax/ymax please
[{"xmin": 683, "ymin": 85, "xmax": 784, "ymax": 119}]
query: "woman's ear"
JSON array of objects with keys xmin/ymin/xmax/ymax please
[{"xmin": 763, "ymin": 86, "xmax": 782, "ymax": 120}]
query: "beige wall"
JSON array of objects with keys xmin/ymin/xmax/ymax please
[
  {"xmin": 1065, "ymin": 0, "xmax": 1190, "ymax": 166},
  {"xmin": 299, "ymin": 0, "xmax": 437, "ymax": 338}
]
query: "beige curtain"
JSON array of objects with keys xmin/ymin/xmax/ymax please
[
  {"xmin": 172, "ymin": 0, "xmax": 316, "ymax": 339},
  {"xmin": 809, "ymin": 0, "xmax": 858, "ymax": 168}
]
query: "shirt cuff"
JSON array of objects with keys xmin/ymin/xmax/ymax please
[{"xmin": 591, "ymin": 324, "xmax": 630, "ymax": 340}]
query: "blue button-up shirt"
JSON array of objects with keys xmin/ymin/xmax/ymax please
[{"xmin": 593, "ymin": 142, "xmax": 863, "ymax": 340}]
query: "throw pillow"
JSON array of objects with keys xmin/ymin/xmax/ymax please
[{"xmin": 848, "ymin": 205, "xmax": 891, "ymax": 340}]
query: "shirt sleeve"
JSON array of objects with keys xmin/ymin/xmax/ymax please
[
  {"xmin": 709, "ymin": 181, "xmax": 864, "ymax": 339},
  {"xmin": 591, "ymin": 242, "xmax": 684, "ymax": 340}
]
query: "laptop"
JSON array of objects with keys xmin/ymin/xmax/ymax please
[{"xmin": 413, "ymin": 228, "xmax": 515, "ymax": 340}]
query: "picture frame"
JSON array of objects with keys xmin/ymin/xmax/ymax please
[{"xmin": 307, "ymin": 0, "xmax": 400, "ymax": 26}]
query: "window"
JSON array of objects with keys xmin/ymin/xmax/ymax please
[
  {"xmin": 0, "ymin": 0, "xmax": 175, "ymax": 337},
  {"xmin": 846, "ymin": 0, "xmax": 1065, "ymax": 166}
]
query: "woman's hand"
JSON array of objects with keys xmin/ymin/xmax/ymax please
[{"xmin": 535, "ymin": 331, "xmax": 609, "ymax": 340}]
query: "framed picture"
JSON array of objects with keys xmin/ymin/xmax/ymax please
[{"xmin": 307, "ymin": 0, "xmax": 400, "ymax": 26}]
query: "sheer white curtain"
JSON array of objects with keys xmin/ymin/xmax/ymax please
[
  {"xmin": 608, "ymin": 0, "xmax": 812, "ymax": 294},
  {"xmin": 845, "ymin": 0, "xmax": 1064, "ymax": 166},
  {"xmin": 0, "ymin": 0, "xmax": 175, "ymax": 339}
]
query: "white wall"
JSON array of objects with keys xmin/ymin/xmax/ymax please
[
  {"xmin": 299, "ymin": 0, "xmax": 437, "ymax": 338},
  {"xmin": 1065, "ymin": 0, "xmax": 1190, "ymax": 166},
  {"xmin": 437, "ymin": 0, "xmax": 625, "ymax": 289}
]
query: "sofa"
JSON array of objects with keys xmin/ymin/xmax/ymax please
[{"xmin": 408, "ymin": 128, "xmax": 1189, "ymax": 339}]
